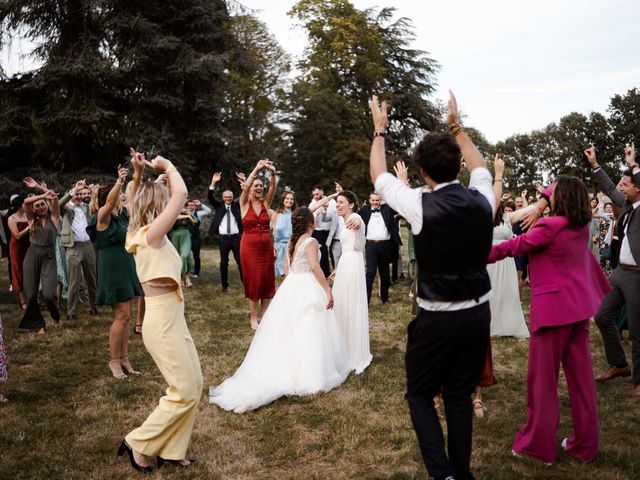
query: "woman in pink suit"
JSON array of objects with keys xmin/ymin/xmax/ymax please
[{"xmin": 488, "ymin": 176, "xmax": 610, "ymax": 465}]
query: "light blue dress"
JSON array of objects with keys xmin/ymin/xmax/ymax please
[{"xmin": 274, "ymin": 210, "xmax": 292, "ymax": 277}]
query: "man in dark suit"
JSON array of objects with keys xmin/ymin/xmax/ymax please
[
  {"xmin": 208, "ymin": 172, "xmax": 243, "ymax": 292},
  {"xmin": 358, "ymin": 192, "xmax": 401, "ymax": 304},
  {"xmin": 585, "ymin": 144, "xmax": 640, "ymax": 396}
]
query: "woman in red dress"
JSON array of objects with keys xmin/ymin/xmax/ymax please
[
  {"xmin": 8, "ymin": 194, "xmax": 30, "ymax": 310},
  {"xmin": 239, "ymin": 159, "xmax": 277, "ymax": 330}
]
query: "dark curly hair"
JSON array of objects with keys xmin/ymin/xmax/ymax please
[
  {"xmin": 412, "ymin": 132, "xmax": 462, "ymax": 183},
  {"xmin": 552, "ymin": 175, "xmax": 591, "ymax": 227},
  {"xmin": 288, "ymin": 207, "xmax": 315, "ymax": 260}
]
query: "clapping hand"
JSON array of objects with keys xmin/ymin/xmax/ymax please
[
  {"xmin": 624, "ymin": 141, "xmax": 636, "ymax": 167},
  {"xmin": 394, "ymin": 160, "xmax": 409, "ymax": 184}
]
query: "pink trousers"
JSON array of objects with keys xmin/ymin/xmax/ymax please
[{"xmin": 513, "ymin": 319, "xmax": 599, "ymax": 463}]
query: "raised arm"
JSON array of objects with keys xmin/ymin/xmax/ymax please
[
  {"xmin": 208, "ymin": 172, "xmax": 223, "ymax": 208},
  {"xmin": 127, "ymin": 148, "xmax": 146, "ymax": 207},
  {"xmin": 448, "ymin": 90, "xmax": 486, "ymax": 172},
  {"xmin": 240, "ymin": 160, "xmax": 266, "ymax": 208},
  {"xmin": 369, "ymin": 95, "xmax": 389, "ymax": 184},
  {"xmin": 263, "ymin": 160, "xmax": 278, "ymax": 207},
  {"xmin": 492, "ymin": 154, "xmax": 504, "ymax": 216},
  {"xmin": 97, "ymin": 165, "xmax": 127, "ymax": 227},
  {"xmin": 145, "ymin": 156, "xmax": 188, "ymax": 248},
  {"xmin": 624, "ymin": 141, "xmax": 640, "ymax": 184}
]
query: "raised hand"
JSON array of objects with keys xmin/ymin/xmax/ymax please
[
  {"xmin": 117, "ymin": 164, "xmax": 128, "ymax": 183},
  {"xmin": 370, "ymin": 95, "xmax": 389, "ymax": 134},
  {"xmin": 264, "ymin": 159, "xmax": 276, "ymax": 172},
  {"xmin": 235, "ymin": 172, "xmax": 246, "ymax": 182},
  {"xmin": 584, "ymin": 145, "xmax": 598, "ymax": 169},
  {"xmin": 44, "ymin": 190, "xmax": 59, "ymax": 201},
  {"xmin": 493, "ymin": 154, "xmax": 505, "ymax": 179},
  {"xmin": 534, "ymin": 182, "xmax": 545, "ymax": 193},
  {"xmin": 129, "ymin": 147, "xmax": 146, "ymax": 174},
  {"xmin": 150, "ymin": 155, "xmax": 173, "ymax": 172},
  {"xmin": 624, "ymin": 141, "xmax": 636, "ymax": 167},
  {"xmin": 501, "ymin": 193, "xmax": 512, "ymax": 202},
  {"xmin": 447, "ymin": 90, "xmax": 460, "ymax": 127},
  {"xmin": 393, "ymin": 160, "xmax": 409, "ymax": 184},
  {"xmin": 23, "ymin": 177, "xmax": 39, "ymax": 189},
  {"xmin": 521, "ymin": 189, "xmax": 528, "ymax": 199},
  {"xmin": 211, "ymin": 172, "xmax": 222, "ymax": 186}
]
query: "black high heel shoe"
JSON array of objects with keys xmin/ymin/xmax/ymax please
[
  {"xmin": 118, "ymin": 440, "xmax": 154, "ymax": 474},
  {"xmin": 157, "ymin": 456, "xmax": 197, "ymax": 468}
]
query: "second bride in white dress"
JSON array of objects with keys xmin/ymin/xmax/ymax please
[
  {"xmin": 209, "ymin": 207, "xmax": 350, "ymax": 413},
  {"xmin": 332, "ymin": 191, "xmax": 372, "ymax": 374}
]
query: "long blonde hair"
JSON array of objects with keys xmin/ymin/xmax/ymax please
[{"xmin": 128, "ymin": 182, "xmax": 169, "ymax": 232}]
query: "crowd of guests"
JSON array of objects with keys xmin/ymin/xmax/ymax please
[{"xmin": 0, "ymin": 109, "xmax": 637, "ymax": 478}]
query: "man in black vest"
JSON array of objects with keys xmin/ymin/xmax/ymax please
[
  {"xmin": 369, "ymin": 92, "xmax": 495, "ymax": 480},
  {"xmin": 208, "ymin": 172, "xmax": 243, "ymax": 292},
  {"xmin": 358, "ymin": 193, "xmax": 401, "ymax": 304},
  {"xmin": 585, "ymin": 144, "xmax": 640, "ymax": 396}
]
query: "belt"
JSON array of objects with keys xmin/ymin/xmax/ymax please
[
  {"xmin": 367, "ymin": 239, "xmax": 389, "ymax": 244},
  {"xmin": 620, "ymin": 264, "xmax": 640, "ymax": 271},
  {"xmin": 219, "ymin": 233, "xmax": 240, "ymax": 237}
]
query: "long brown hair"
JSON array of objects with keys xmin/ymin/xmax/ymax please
[
  {"xmin": 276, "ymin": 191, "xmax": 297, "ymax": 214},
  {"xmin": 288, "ymin": 207, "xmax": 315, "ymax": 259},
  {"xmin": 552, "ymin": 175, "xmax": 591, "ymax": 227},
  {"xmin": 90, "ymin": 183, "xmax": 122, "ymax": 215}
]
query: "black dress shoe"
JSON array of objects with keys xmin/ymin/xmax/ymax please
[
  {"xmin": 118, "ymin": 440, "xmax": 154, "ymax": 474},
  {"xmin": 89, "ymin": 308, "xmax": 99, "ymax": 315},
  {"xmin": 157, "ymin": 456, "xmax": 197, "ymax": 468}
]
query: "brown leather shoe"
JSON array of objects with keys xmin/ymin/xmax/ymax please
[{"xmin": 595, "ymin": 365, "xmax": 631, "ymax": 382}]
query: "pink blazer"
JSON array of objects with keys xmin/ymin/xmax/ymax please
[{"xmin": 488, "ymin": 216, "xmax": 611, "ymax": 332}]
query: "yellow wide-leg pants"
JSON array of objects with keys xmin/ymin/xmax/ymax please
[{"xmin": 126, "ymin": 291, "xmax": 203, "ymax": 460}]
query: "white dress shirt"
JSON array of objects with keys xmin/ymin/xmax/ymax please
[
  {"xmin": 374, "ymin": 167, "xmax": 495, "ymax": 311},
  {"xmin": 219, "ymin": 205, "xmax": 240, "ymax": 235},
  {"xmin": 619, "ymin": 200, "xmax": 640, "ymax": 266},
  {"xmin": 71, "ymin": 203, "xmax": 90, "ymax": 242},
  {"xmin": 366, "ymin": 210, "xmax": 391, "ymax": 241}
]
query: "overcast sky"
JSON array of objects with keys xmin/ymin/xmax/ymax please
[{"xmin": 4, "ymin": 0, "xmax": 639, "ymax": 142}]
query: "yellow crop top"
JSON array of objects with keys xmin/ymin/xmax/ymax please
[{"xmin": 125, "ymin": 225, "xmax": 183, "ymax": 300}]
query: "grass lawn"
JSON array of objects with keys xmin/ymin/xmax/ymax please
[{"xmin": 0, "ymin": 247, "xmax": 637, "ymax": 480}]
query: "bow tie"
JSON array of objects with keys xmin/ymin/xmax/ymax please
[{"xmin": 371, "ymin": 208, "xmax": 380, "ymax": 213}]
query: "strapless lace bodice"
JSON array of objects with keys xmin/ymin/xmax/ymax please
[{"xmin": 290, "ymin": 237, "xmax": 317, "ymax": 274}]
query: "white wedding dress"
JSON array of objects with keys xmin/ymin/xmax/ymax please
[
  {"xmin": 209, "ymin": 237, "xmax": 351, "ymax": 413},
  {"xmin": 488, "ymin": 214, "xmax": 529, "ymax": 338},
  {"xmin": 332, "ymin": 213, "xmax": 372, "ymax": 374}
]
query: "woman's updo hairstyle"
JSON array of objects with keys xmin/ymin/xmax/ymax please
[
  {"xmin": 289, "ymin": 207, "xmax": 315, "ymax": 259},
  {"xmin": 337, "ymin": 190, "xmax": 359, "ymax": 213}
]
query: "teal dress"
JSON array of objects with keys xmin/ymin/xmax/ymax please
[
  {"xmin": 169, "ymin": 215, "xmax": 196, "ymax": 275},
  {"xmin": 87, "ymin": 209, "xmax": 142, "ymax": 305}
]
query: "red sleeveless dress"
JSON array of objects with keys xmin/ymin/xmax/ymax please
[{"xmin": 240, "ymin": 203, "xmax": 275, "ymax": 301}]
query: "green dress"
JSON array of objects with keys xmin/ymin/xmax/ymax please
[
  {"xmin": 169, "ymin": 215, "xmax": 195, "ymax": 275},
  {"xmin": 87, "ymin": 209, "xmax": 143, "ymax": 305}
]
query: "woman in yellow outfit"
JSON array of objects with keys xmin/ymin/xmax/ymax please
[{"xmin": 118, "ymin": 149, "xmax": 203, "ymax": 473}]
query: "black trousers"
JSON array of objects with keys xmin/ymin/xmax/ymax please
[
  {"xmin": 312, "ymin": 229, "xmax": 331, "ymax": 277},
  {"xmin": 405, "ymin": 303, "xmax": 490, "ymax": 480},
  {"xmin": 219, "ymin": 234, "xmax": 242, "ymax": 288},
  {"xmin": 365, "ymin": 240, "xmax": 393, "ymax": 303},
  {"xmin": 191, "ymin": 237, "xmax": 201, "ymax": 275}
]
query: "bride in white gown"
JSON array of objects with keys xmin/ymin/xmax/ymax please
[
  {"xmin": 209, "ymin": 207, "xmax": 350, "ymax": 413},
  {"xmin": 331, "ymin": 190, "xmax": 372, "ymax": 374}
]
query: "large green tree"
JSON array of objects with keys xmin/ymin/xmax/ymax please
[{"xmin": 283, "ymin": 0, "xmax": 440, "ymax": 199}]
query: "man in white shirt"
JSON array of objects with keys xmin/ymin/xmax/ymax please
[
  {"xmin": 369, "ymin": 92, "xmax": 495, "ymax": 480},
  {"xmin": 59, "ymin": 181, "xmax": 98, "ymax": 320}
]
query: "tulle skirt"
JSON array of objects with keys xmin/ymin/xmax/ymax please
[
  {"xmin": 333, "ymin": 250, "xmax": 372, "ymax": 374},
  {"xmin": 209, "ymin": 272, "xmax": 350, "ymax": 413}
]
